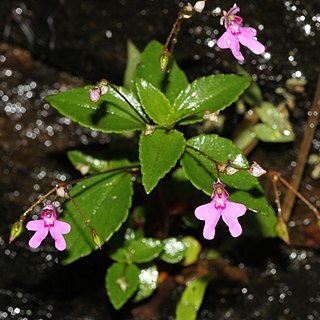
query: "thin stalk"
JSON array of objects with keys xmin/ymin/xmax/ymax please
[
  {"xmin": 281, "ymin": 76, "xmax": 320, "ymax": 221},
  {"xmin": 20, "ymin": 186, "xmax": 58, "ymax": 218},
  {"xmin": 66, "ymin": 165, "xmax": 140, "ymax": 186},
  {"xmin": 186, "ymin": 145, "xmax": 217, "ymax": 165},
  {"xmin": 278, "ymin": 175, "xmax": 320, "ymax": 220}
]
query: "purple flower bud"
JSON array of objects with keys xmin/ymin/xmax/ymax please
[{"xmin": 89, "ymin": 88, "xmax": 101, "ymax": 103}]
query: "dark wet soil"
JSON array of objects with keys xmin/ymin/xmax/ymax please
[{"xmin": 0, "ymin": 0, "xmax": 320, "ymax": 319}]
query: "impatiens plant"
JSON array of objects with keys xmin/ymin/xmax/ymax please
[{"xmin": 8, "ymin": 2, "xmax": 320, "ymax": 319}]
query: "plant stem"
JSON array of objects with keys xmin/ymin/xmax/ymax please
[
  {"xmin": 108, "ymin": 83, "xmax": 151, "ymax": 125},
  {"xmin": 281, "ymin": 76, "xmax": 320, "ymax": 222}
]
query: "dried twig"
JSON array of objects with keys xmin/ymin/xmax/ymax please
[{"xmin": 282, "ymin": 76, "xmax": 320, "ymax": 222}]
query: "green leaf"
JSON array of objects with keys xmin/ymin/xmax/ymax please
[
  {"xmin": 181, "ymin": 236, "xmax": 201, "ymax": 266},
  {"xmin": 134, "ymin": 264, "xmax": 159, "ymax": 302},
  {"xmin": 135, "ymin": 78, "xmax": 174, "ymax": 127},
  {"xmin": 254, "ymin": 102, "xmax": 295, "ymax": 142},
  {"xmin": 176, "ymin": 276, "xmax": 211, "ymax": 320},
  {"xmin": 181, "ymin": 134, "xmax": 274, "ymax": 215},
  {"xmin": 181, "ymin": 134, "xmax": 257, "ymax": 191},
  {"xmin": 172, "ymin": 74, "xmax": 251, "ymax": 124},
  {"xmin": 229, "ymin": 189, "xmax": 275, "ymax": 218},
  {"xmin": 106, "ymin": 262, "xmax": 140, "ymax": 310},
  {"xmin": 134, "ymin": 40, "xmax": 189, "ymax": 103},
  {"xmin": 253, "ymin": 124, "xmax": 294, "ymax": 143},
  {"xmin": 160, "ymin": 238, "xmax": 186, "ymax": 264},
  {"xmin": 240, "ymin": 209, "xmax": 277, "ymax": 238},
  {"xmin": 111, "ymin": 238, "xmax": 163, "ymax": 263},
  {"xmin": 124, "ymin": 40, "xmax": 141, "ymax": 89},
  {"xmin": 46, "ymin": 86, "xmax": 146, "ymax": 133},
  {"xmin": 67, "ymin": 150, "xmax": 110, "ymax": 174},
  {"xmin": 61, "ymin": 168, "xmax": 133, "ymax": 265},
  {"xmin": 234, "ymin": 128, "xmax": 257, "ymax": 151},
  {"xmin": 139, "ymin": 129, "xmax": 186, "ymax": 193}
]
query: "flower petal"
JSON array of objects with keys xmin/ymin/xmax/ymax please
[
  {"xmin": 238, "ymin": 27, "xmax": 265, "ymax": 55},
  {"xmin": 217, "ymin": 30, "xmax": 244, "ymax": 61},
  {"xmin": 54, "ymin": 220, "xmax": 71, "ymax": 234},
  {"xmin": 50, "ymin": 221, "xmax": 71, "ymax": 251},
  {"xmin": 195, "ymin": 201, "xmax": 215, "ymax": 221},
  {"xmin": 26, "ymin": 219, "xmax": 44, "ymax": 231},
  {"xmin": 221, "ymin": 201, "xmax": 247, "ymax": 237},
  {"xmin": 28, "ymin": 228, "xmax": 49, "ymax": 249},
  {"xmin": 202, "ymin": 212, "xmax": 221, "ymax": 240}
]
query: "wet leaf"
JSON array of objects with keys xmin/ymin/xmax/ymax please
[
  {"xmin": 61, "ymin": 166, "xmax": 133, "ymax": 265},
  {"xmin": 253, "ymin": 123, "xmax": 294, "ymax": 143},
  {"xmin": 134, "ymin": 264, "xmax": 158, "ymax": 302},
  {"xmin": 254, "ymin": 102, "xmax": 295, "ymax": 142},
  {"xmin": 67, "ymin": 150, "xmax": 110, "ymax": 174},
  {"xmin": 110, "ymin": 238, "xmax": 163, "ymax": 263},
  {"xmin": 139, "ymin": 129, "xmax": 185, "ymax": 194},
  {"xmin": 239, "ymin": 207, "xmax": 277, "ymax": 238},
  {"xmin": 134, "ymin": 40, "xmax": 188, "ymax": 103},
  {"xmin": 124, "ymin": 40, "xmax": 141, "ymax": 89},
  {"xmin": 106, "ymin": 262, "xmax": 140, "ymax": 310},
  {"xmin": 135, "ymin": 78, "xmax": 174, "ymax": 127},
  {"xmin": 160, "ymin": 238, "xmax": 186, "ymax": 264},
  {"xmin": 234, "ymin": 128, "xmax": 257, "ymax": 151},
  {"xmin": 46, "ymin": 86, "xmax": 146, "ymax": 133},
  {"xmin": 172, "ymin": 74, "xmax": 251, "ymax": 124},
  {"xmin": 181, "ymin": 236, "xmax": 201, "ymax": 266},
  {"xmin": 176, "ymin": 276, "xmax": 211, "ymax": 320},
  {"xmin": 181, "ymin": 134, "xmax": 274, "ymax": 216},
  {"xmin": 181, "ymin": 134, "xmax": 257, "ymax": 191}
]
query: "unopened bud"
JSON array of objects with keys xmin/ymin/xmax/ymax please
[
  {"xmin": 89, "ymin": 88, "xmax": 101, "ymax": 103},
  {"xmin": 9, "ymin": 219, "xmax": 24, "ymax": 244},
  {"xmin": 76, "ymin": 163, "xmax": 90, "ymax": 175},
  {"xmin": 98, "ymin": 79, "xmax": 109, "ymax": 95},
  {"xmin": 249, "ymin": 161, "xmax": 267, "ymax": 177},
  {"xmin": 145, "ymin": 124, "xmax": 155, "ymax": 136},
  {"xmin": 56, "ymin": 186, "xmax": 67, "ymax": 198},
  {"xmin": 91, "ymin": 229, "xmax": 103, "ymax": 250},
  {"xmin": 160, "ymin": 49, "xmax": 170, "ymax": 72},
  {"xmin": 275, "ymin": 219, "xmax": 290, "ymax": 244},
  {"xmin": 194, "ymin": 1, "xmax": 206, "ymax": 13},
  {"xmin": 226, "ymin": 166, "xmax": 239, "ymax": 175},
  {"xmin": 181, "ymin": 2, "xmax": 194, "ymax": 19}
]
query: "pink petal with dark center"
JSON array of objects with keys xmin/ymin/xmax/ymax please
[{"xmin": 217, "ymin": 30, "xmax": 244, "ymax": 61}]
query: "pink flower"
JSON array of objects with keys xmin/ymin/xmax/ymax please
[
  {"xmin": 220, "ymin": 3, "xmax": 243, "ymax": 28},
  {"xmin": 26, "ymin": 204, "xmax": 71, "ymax": 251},
  {"xmin": 217, "ymin": 4, "xmax": 265, "ymax": 61},
  {"xmin": 194, "ymin": 182, "xmax": 247, "ymax": 240}
]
